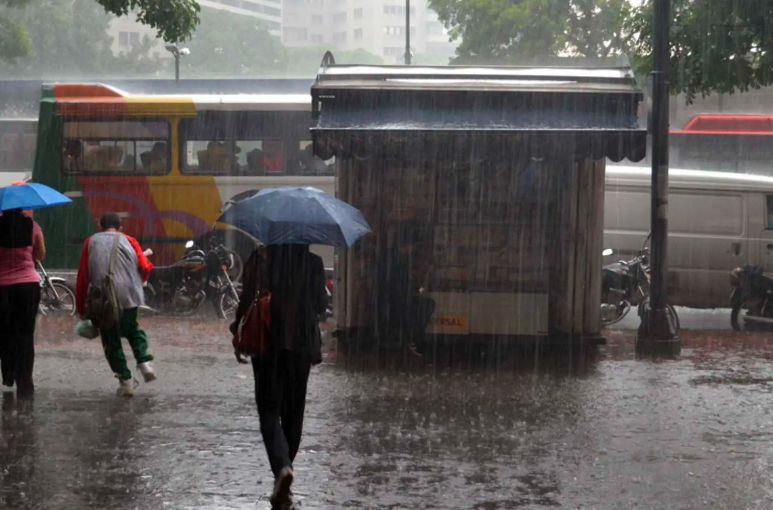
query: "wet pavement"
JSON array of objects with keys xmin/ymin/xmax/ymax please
[{"xmin": 3, "ymin": 317, "xmax": 773, "ymax": 509}]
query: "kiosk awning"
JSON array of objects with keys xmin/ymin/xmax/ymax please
[{"xmin": 311, "ymin": 60, "xmax": 647, "ymax": 162}]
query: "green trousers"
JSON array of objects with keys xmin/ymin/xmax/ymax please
[{"xmin": 100, "ymin": 308, "xmax": 153, "ymax": 381}]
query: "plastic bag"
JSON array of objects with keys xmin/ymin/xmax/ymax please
[{"xmin": 74, "ymin": 319, "xmax": 99, "ymax": 340}]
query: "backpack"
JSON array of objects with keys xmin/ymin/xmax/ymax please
[{"xmin": 86, "ymin": 233, "xmax": 122, "ymax": 331}]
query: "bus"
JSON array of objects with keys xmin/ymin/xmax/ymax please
[
  {"xmin": 32, "ymin": 83, "xmax": 335, "ymax": 274},
  {"xmin": 0, "ymin": 118, "xmax": 37, "ymax": 186}
]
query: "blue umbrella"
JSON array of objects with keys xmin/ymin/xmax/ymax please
[
  {"xmin": 0, "ymin": 183, "xmax": 72, "ymax": 211},
  {"xmin": 217, "ymin": 187, "xmax": 371, "ymax": 247}
]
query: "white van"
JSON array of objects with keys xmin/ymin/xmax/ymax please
[{"xmin": 604, "ymin": 166, "xmax": 773, "ymax": 309}]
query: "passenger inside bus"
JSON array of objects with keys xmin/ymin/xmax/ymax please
[
  {"xmin": 197, "ymin": 141, "xmax": 241, "ymax": 174},
  {"xmin": 298, "ymin": 144, "xmax": 332, "ymax": 175},
  {"xmin": 262, "ymin": 140, "xmax": 284, "ymax": 173},
  {"xmin": 63, "ymin": 140, "xmax": 84, "ymax": 173},
  {"xmin": 140, "ymin": 142, "xmax": 168, "ymax": 172},
  {"xmin": 246, "ymin": 148, "xmax": 267, "ymax": 176}
]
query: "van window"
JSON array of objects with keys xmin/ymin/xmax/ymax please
[
  {"xmin": 766, "ymin": 196, "xmax": 773, "ymax": 230},
  {"xmin": 670, "ymin": 192, "xmax": 744, "ymax": 236},
  {"xmin": 605, "ymin": 189, "xmax": 744, "ymax": 236},
  {"xmin": 604, "ymin": 190, "xmax": 650, "ymax": 232}
]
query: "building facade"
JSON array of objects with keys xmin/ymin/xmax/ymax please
[
  {"xmin": 281, "ymin": 0, "xmax": 456, "ymax": 63},
  {"xmin": 108, "ymin": 0, "xmax": 457, "ymax": 64}
]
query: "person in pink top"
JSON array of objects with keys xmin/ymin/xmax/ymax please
[{"xmin": 0, "ymin": 208, "xmax": 46, "ymax": 397}]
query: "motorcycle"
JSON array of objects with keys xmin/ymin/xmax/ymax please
[
  {"xmin": 323, "ymin": 268, "xmax": 334, "ymax": 321},
  {"xmin": 600, "ymin": 234, "xmax": 680, "ymax": 328},
  {"xmin": 729, "ymin": 264, "xmax": 773, "ymax": 331},
  {"xmin": 37, "ymin": 262, "xmax": 76, "ymax": 316},
  {"xmin": 143, "ymin": 238, "xmax": 241, "ymax": 320}
]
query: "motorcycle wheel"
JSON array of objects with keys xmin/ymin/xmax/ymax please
[
  {"xmin": 730, "ymin": 296, "xmax": 770, "ymax": 332},
  {"xmin": 39, "ymin": 281, "xmax": 76, "ymax": 316},
  {"xmin": 217, "ymin": 282, "xmax": 242, "ymax": 321},
  {"xmin": 224, "ymin": 248, "xmax": 244, "ymax": 282}
]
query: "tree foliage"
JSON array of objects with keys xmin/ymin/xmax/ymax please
[
  {"xmin": 0, "ymin": 0, "xmax": 163, "ymax": 77},
  {"xmin": 0, "ymin": 0, "xmax": 199, "ymax": 62},
  {"xmin": 428, "ymin": 0, "xmax": 629, "ymax": 63},
  {"xmin": 86, "ymin": 0, "xmax": 199, "ymax": 43},
  {"xmin": 626, "ymin": 0, "xmax": 773, "ymax": 102},
  {"xmin": 181, "ymin": 7, "xmax": 286, "ymax": 77}
]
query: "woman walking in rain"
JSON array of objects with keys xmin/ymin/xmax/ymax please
[
  {"xmin": 232, "ymin": 244, "xmax": 327, "ymax": 508},
  {"xmin": 0, "ymin": 208, "xmax": 45, "ymax": 397}
]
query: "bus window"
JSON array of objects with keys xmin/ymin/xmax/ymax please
[
  {"xmin": 179, "ymin": 113, "xmax": 293, "ymax": 176},
  {"xmin": 183, "ymin": 138, "xmax": 286, "ymax": 175},
  {"xmin": 62, "ymin": 120, "xmax": 169, "ymax": 175},
  {"xmin": 298, "ymin": 140, "xmax": 334, "ymax": 176}
]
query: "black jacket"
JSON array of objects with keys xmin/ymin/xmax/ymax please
[{"xmin": 233, "ymin": 246, "xmax": 327, "ymax": 364}]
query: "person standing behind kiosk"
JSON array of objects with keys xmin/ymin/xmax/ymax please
[{"xmin": 379, "ymin": 221, "xmax": 436, "ymax": 356}]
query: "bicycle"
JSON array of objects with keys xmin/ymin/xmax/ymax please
[{"xmin": 37, "ymin": 262, "xmax": 76, "ymax": 316}]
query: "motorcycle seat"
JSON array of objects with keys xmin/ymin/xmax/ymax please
[{"xmin": 149, "ymin": 265, "xmax": 186, "ymax": 283}]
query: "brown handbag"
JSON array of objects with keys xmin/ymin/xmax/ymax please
[{"xmin": 233, "ymin": 290, "xmax": 272, "ymax": 358}]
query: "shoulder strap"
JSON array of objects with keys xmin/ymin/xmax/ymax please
[{"xmin": 108, "ymin": 233, "xmax": 121, "ymax": 277}]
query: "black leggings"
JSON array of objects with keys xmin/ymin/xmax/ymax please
[
  {"xmin": 0, "ymin": 282, "xmax": 41, "ymax": 394},
  {"xmin": 252, "ymin": 349, "xmax": 311, "ymax": 477}
]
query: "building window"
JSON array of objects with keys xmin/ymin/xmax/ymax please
[
  {"xmin": 311, "ymin": 34, "xmax": 324, "ymax": 43},
  {"xmin": 354, "ymin": 7, "xmax": 363, "ymax": 19},
  {"xmin": 384, "ymin": 5, "xmax": 416, "ymax": 16},
  {"xmin": 333, "ymin": 12, "xmax": 346, "ymax": 23},
  {"xmin": 311, "ymin": 14, "xmax": 323, "ymax": 24},
  {"xmin": 283, "ymin": 27, "xmax": 308, "ymax": 41},
  {"xmin": 333, "ymin": 31, "xmax": 347, "ymax": 44},
  {"xmin": 118, "ymin": 32, "xmax": 128, "ymax": 47},
  {"xmin": 383, "ymin": 26, "xmax": 415, "ymax": 36},
  {"xmin": 354, "ymin": 28, "xmax": 363, "ymax": 40},
  {"xmin": 383, "ymin": 47, "xmax": 403, "ymax": 56},
  {"xmin": 129, "ymin": 32, "xmax": 140, "ymax": 46}
]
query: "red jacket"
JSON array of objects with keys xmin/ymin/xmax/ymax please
[{"xmin": 75, "ymin": 233, "xmax": 152, "ymax": 316}]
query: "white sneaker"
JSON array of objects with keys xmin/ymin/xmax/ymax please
[
  {"xmin": 138, "ymin": 362, "xmax": 156, "ymax": 383},
  {"xmin": 117, "ymin": 379, "xmax": 134, "ymax": 398}
]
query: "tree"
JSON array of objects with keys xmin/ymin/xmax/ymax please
[
  {"xmin": 0, "ymin": 0, "xmax": 163, "ymax": 77},
  {"xmin": 181, "ymin": 8, "xmax": 286, "ymax": 77},
  {"xmin": 428, "ymin": 0, "xmax": 630, "ymax": 63},
  {"xmin": 0, "ymin": 0, "xmax": 199, "ymax": 62},
  {"xmin": 625, "ymin": 0, "xmax": 773, "ymax": 102},
  {"xmin": 284, "ymin": 45, "xmax": 383, "ymax": 77}
]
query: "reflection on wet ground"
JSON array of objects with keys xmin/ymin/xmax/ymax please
[{"xmin": 2, "ymin": 319, "xmax": 773, "ymax": 509}]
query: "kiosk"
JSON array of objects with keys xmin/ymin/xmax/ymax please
[{"xmin": 311, "ymin": 61, "xmax": 647, "ymax": 350}]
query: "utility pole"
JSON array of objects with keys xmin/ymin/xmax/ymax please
[
  {"xmin": 636, "ymin": 0, "xmax": 680, "ymax": 356},
  {"xmin": 404, "ymin": 0, "xmax": 411, "ymax": 65}
]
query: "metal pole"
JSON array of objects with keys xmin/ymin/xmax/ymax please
[
  {"xmin": 405, "ymin": 0, "xmax": 411, "ymax": 65},
  {"xmin": 175, "ymin": 54, "xmax": 180, "ymax": 85},
  {"xmin": 636, "ymin": 0, "xmax": 680, "ymax": 356}
]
